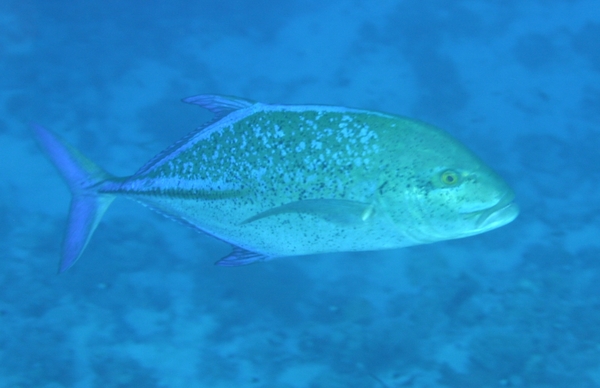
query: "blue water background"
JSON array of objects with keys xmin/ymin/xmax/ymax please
[{"xmin": 2, "ymin": 1, "xmax": 600, "ymax": 387}]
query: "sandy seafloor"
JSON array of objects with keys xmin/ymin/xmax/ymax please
[{"xmin": 1, "ymin": 0, "xmax": 600, "ymax": 387}]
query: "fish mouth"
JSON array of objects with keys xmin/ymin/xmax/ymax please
[{"xmin": 475, "ymin": 192, "xmax": 519, "ymax": 230}]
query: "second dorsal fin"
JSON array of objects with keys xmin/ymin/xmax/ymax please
[
  {"xmin": 134, "ymin": 95, "xmax": 256, "ymax": 176},
  {"xmin": 182, "ymin": 94, "xmax": 256, "ymax": 115}
]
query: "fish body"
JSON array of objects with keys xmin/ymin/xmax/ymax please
[{"xmin": 32, "ymin": 95, "xmax": 518, "ymax": 272}]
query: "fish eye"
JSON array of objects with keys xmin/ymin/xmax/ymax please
[{"xmin": 440, "ymin": 170, "xmax": 460, "ymax": 186}]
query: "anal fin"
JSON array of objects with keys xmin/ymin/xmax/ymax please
[{"xmin": 215, "ymin": 246, "xmax": 273, "ymax": 267}]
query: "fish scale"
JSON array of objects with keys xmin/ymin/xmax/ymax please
[{"xmin": 31, "ymin": 94, "xmax": 518, "ymax": 272}]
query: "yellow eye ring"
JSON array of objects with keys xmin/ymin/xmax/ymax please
[{"xmin": 440, "ymin": 170, "xmax": 460, "ymax": 186}]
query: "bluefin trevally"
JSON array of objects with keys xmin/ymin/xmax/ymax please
[{"xmin": 32, "ymin": 95, "xmax": 519, "ymax": 272}]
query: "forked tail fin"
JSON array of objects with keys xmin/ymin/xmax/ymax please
[{"xmin": 31, "ymin": 124, "xmax": 116, "ymax": 273}]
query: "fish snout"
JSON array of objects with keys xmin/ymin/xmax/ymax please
[{"xmin": 475, "ymin": 191, "xmax": 519, "ymax": 230}]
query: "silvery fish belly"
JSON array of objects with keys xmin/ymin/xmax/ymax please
[{"xmin": 31, "ymin": 95, "xmax": 519, "ymax": 272}]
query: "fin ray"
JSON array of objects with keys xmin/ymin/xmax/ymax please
[
  {"xmin": 215, "ymin": 246, "xmax": 272, "ymax": 267},
  {"xmin": 182, "ymin": 94, "xmax": 255, "ymax": 115}
]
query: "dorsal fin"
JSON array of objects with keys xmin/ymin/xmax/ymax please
[
  {"xmin": 135, "ymin": 95, "xmax": 256, "ymax": 176},
  {"xmin": 182, "ymin": 94, "xmax": 255, "ymax": 115}
]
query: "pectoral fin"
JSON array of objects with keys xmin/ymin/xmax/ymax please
[{"xmin": 242, "ymin": 199, "xmax": 375, "ymax": 225}]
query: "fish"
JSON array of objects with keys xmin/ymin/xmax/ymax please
[{"xmin": 31, "ymin": 94, "xmax": 519, "ymax": 272}]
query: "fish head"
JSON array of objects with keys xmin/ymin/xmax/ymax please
[
  {"xmin": 418, "ymin": 165, "xmax": 519, "ymax": 239},
  {"xmin": 387, "ymin": 134, "xmax": 519, "ymax": 244}
]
